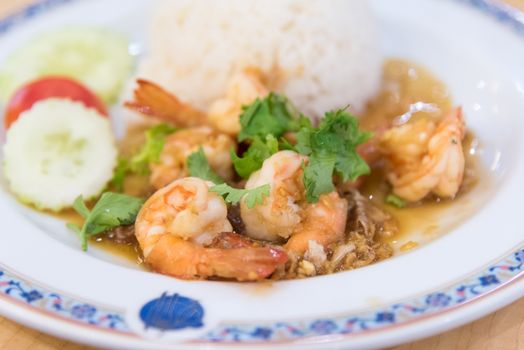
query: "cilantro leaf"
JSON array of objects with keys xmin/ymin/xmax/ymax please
[
  {"xmin": 278, "ymin": 137, "xmax": 297, "ymax": 151},
  {"xmin": 72, "ymin": 195, "xmax": 90, "ymax": 218},
  {"xmin": 187, "ymin": 147, "xmax": 225, "ymax": 184},
  {"xmin": 231, "ymin": 135, "xmax": 278, "ymax": 178},
  {"xmin": 296, "ymin": 109, "xmax": 373, "ymax": 203},
  {"xmin": 295, "ymin": 126, "xmax": 313, "ymax": 155},
  {"xmin": 111, "ymin": 158, "xmax": 129, "ymax": 192},
  {"xmin": 210, "ymin": 183, "xmax": 270, "ymax": 209},
  {"xmin": 68, "ymin": 193, "xmax": 144, "ymax": 251},
  {"xmin": 186, "ymin": 148, "xmax": 271, "ymax": 208},
  {"xmin": 303, "ymin": 153, "xmax": 337, "ymax": 203},
  {"xmin": 109, "ymin": 124, "xmax": 177, "ymax": 192},
  {"xmin": 238, "ymin": 93, "xmax": 307, "ymax": 142},
  {"xmin": 386, "ymin": 194, "xmax": 407, "ymax": 209},
  {"xmin": 129, "ymin": 123, "xmax": 177, "ymax": 175},
  {"xmin": 233, "ymin": 93, "xmax": 309, "ymax": 178}
]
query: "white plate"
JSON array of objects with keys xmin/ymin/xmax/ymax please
[{"xmin": 1, "ymin": 0, "xmax": 524, "ymax": 349}]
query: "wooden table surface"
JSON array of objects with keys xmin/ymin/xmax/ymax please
[{"xmin": 1, "ymin": 0, "xmax": 524, "ymax": 349}]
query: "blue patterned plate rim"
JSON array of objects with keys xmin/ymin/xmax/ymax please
[
  {"xmin": 1, "ymin": 242, "xmax": 524, "ymax": 344},
  {"xmin": 0, "ymin": 0, "xmax": 523, "ymax": 347}
]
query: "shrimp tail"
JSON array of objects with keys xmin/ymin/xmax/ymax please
[
  {"xmin": 125, "ymin": 79, "xmax": 208, "ymax": 127},
  {"xmin": 284, "ymin": 192, "xmax": 348, "ymax": 255},
  {"xmin": 208, "ymin": 232, "xmax": 288, "ymax": 280},
  {"xmin": 206, "ymin": 245, "xmax": 288, "ymax": 281}
]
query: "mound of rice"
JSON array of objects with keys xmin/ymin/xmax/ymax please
[{"xmin": 138, "ymin": 0, "xmax": 382, "ymax": 118}]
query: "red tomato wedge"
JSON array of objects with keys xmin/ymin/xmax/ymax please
[{"xmin": 4, "ymin": 77, "xmax": 108, "ymax": 129}]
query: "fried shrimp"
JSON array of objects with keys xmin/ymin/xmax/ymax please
[
  {"xmin": 150, "ymin": 127, "xmax": 235, "ymax": 189},
  {"xmin": 241, "ymin": 151, "xmax": 348, "ymax": 255},
  {"xmin": 207, "ymin": 68, "xmax": 269, "ymax": 135},
  {"xmin": 380, "ymin": 107, "xmax": 466, "ymax": 202},
  {"xmin": 135, "ymin": 177, "xmax": 288, "ymax": 281},
  {"xmin": 285, "ymin": 192, "xmax": 348, "ymax": 255},
  {"xmin": 126, "ymin": 69, "xmax": 268, "ymax": 137}
]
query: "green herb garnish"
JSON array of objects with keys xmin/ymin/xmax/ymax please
[
  {"xmin": 232, "ymin": 93, "xmax": 309, "ymax": 177},
  {"xmin": 111, "ymin": 158, "xmax": 130, "ymax": 192},
  {"xmin": 67, "ymin": 193, "xmax": 144, "ymax": 251},
  {"xmin": 386, "ymin": 194, "xmax": 407, "ymax": 209},
  {"xmin": 110, "ymin": 123, "xmax": 177, "ymax": 192},
  {"xmin": 301, "ymin": 153, "xmax": 337, "ymax": 203},
  {"xmin": 129, "ymin": 123, "xmax": 177, "ymax": 175},
  {"xmin": 238, "ymin": 93, "xmax": 306, "ymax": 142},
  {"xmin": 295, "ymin": 109, "xmax": 373, "ymax": 203},
  {"xmin": 186, "ymin": 149, "xmax": 270, "ymax": 208},
  {"xmin": 187, "ymin": 147, "xmax": 225, "ymax": 184},
  {"xmin": 210, "ymin": 183, "xmax": 270, "ymax": 209},
  {"xmin": 231, "ymin": 135, "xmax": 278, "ymax": 178}
]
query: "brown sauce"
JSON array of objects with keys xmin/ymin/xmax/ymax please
[
  {"xmin": 91, "ymin": 234, "xmax": 145, "ymax": 266},
  {"xmin": 47, "ymin": 204, "xmax": 145, "ymax": 265},
  {"xmin": 51, "ymin": 58, "xmax": 488, "ymax": 265}
]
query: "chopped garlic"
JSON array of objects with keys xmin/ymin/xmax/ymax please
[
  {"xmin": 298, "ymin": 260, "xmax": 316, "ymax": 277},
  {"xmin": 304, "ymin": 240, "xmax": 327, "ymax": 268}
]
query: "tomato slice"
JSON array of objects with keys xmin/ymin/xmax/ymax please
[{"xmin": 3, "ymin": 76, "xmax": 108, "ymax": 129}]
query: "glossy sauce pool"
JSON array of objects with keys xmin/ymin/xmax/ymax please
[{"xmin": 56, "ymin": 58, "xmax": 489, "ymax": 265}]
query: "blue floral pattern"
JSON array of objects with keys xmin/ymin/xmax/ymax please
[
  {"xmin": 0, "ymin": 0, "xmax": 524, "ymax": 345},
  {"xmin": 202, "ymin": 249, "xmax": 524, "ymax": 342},
  {"xmin": 425, "ymin": 293, "xmax": 452, "ymax": 308},
  {"xmin": 0, "ymin": 268, "xmax": 130, "ymax": 333}
]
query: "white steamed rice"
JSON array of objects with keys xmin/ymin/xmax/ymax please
[{"xmin": 138, "ymin": 0, "xmax": 382, "ymax": 119}]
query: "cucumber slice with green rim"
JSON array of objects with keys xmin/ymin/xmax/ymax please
[
  {"xmin": 3, "ymin": 99, "xmax": 118, "ymax": 211},
  {"xmin": 0, "ymin": 27, "xmax": 133, "ymax": 104}
]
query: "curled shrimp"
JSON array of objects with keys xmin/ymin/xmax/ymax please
[
  {"xmin": 285, "ymin": 192, "xmax": 348, "ymax": 255},
  {"xmin": 241, "ymin": 151, "xmax": 348, "ymax": 256},
  {"xmin": 125, "ymin": 69, "xmax": 268, "ymax": 137},
  {"xmin": 150, "ymin": 127, "xmax": 235, "ymax": 190},
  {"xmin": 380, "ymin": 107, "xmax": 466, "ymax": 202},
  {"xmin": 207, "ymin": 68, "xmax": 269, "ymax": 136},
  {"xmin": 135, "ymin": 177, "xmax": 288, "ymax": 281}
]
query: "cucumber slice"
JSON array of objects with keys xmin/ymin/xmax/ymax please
[
  {"xmin": 3, "ymin": 99, "xmax": 118, "ymax": 211},
  {"xmin": 0, "ymin": 27, "xmax": 133, "ymax": 104}
]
